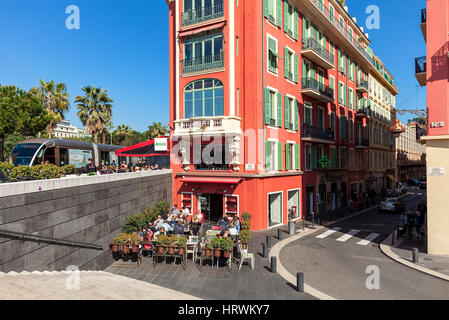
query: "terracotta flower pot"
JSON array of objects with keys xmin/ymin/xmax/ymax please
[
  {"xmin": 214, "ymin": 249, "xmax": 222, "ymax": 257},
  {"xmin": 111, "ymin": 244, "xmax": 119, "ymax": 252},
  {"xmin": 223, "ymin": 250, "xmax": 231, "ymax": 258},
  {"xmin": 156, "ymin": 246, "xmax": 165, "ymax": 254},
  {"xmin": 122, "ymin": 244, "xmax": 130, "ymax": 254},
  {"xmin": 177, "ymin": 247, "xmax": 185, "ymax": 255},
  {"xmin": 204, "ymin": 248, "xmax": 212, "ymax": 257},
  {"xmin": 167, "ymin": 246, "xmax": 176, "ymax": 255},
  {"xmin": 132, "ymin": 244, "xmax": 140, "ymax": 253}
]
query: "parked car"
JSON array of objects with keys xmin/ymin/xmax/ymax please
[
  {"xmin": 419, "ymin": 181, "xmax": 427, "ymax": 190},
  {"xmin": 380, "ymin": 198, "xmax": 399, "ymax": 212}
]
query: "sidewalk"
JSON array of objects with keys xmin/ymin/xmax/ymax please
[{"xmin": 380, "ymin": 231, "xmax": 449, "ymax": 281}]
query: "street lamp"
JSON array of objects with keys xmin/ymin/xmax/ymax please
[{"xmin": 390, "ymin": 119, "xmax": 405, "ymax": 193}]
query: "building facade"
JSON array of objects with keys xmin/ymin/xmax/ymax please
[
  {"xmin": 396, "ymin": 122, "xmax": 426, "ymax": 182},
  {"xmin": 53, "ymin": 120, "xmax": 91, "ymax": 139},
  {"xmin": 165, "ymin": 0, "xmax": 397, "ymax": 230},
  {"xmin": 415, "ymin": 0, "xmax": 449, "ymax": 255}
]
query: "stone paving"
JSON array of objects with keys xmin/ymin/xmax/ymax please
[{"xmin": 105, "ymin": 224, "xmax": 317, "ymax": 300}]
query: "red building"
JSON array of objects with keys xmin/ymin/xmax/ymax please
[{"xmin": 163, "ymin": 0, "xmax": 395, "ymax": 230}]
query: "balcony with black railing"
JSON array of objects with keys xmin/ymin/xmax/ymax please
[
  {"xmin": 302, "ymin": 37, "xmax": 335, "ymax": 69},
  {"xmin": 421, "ymin": 8, "xmax": 427, "ymax": 24},
  {"xmin": 301, "ymin": 125, "xmax": 334, "ymax": 143},
  {"xmin": 356, "ymin": 79, "xmax": 369, "ymax": 93},
  {"xmin": 414, "ymin": 56, "xmax": 427, "ymax": 86},
  {"xmin": 301, "ymin": 77, "xmax": 334, "ymax": 102},
  {"xmin": 356, "ymin": 138, "xmax": 369, "ymax": 148},
  {"xmin": 181, "ymin": 2, "xmax": 224, "ymax": 27},
  {"xmin": 181, "ymin": 53, "xmax": 224, "ymax": 75},
  {"xmin": 356, "ymin": 106, "xmax": 370, "ymax": 118}
]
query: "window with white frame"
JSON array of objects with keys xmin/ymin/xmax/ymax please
[
  {"xmin": 268, "ymin": 192, "xmax": 282, "ymax": 227},
  {"xmin": 268, "ymin": 35, "xmax": 279, "ymax": 74},
  {"xmin": 265, "ymin": 140, "xmax": 279, "ymax": 171}
]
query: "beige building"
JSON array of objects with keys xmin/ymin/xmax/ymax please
[
  {"xmin": 53, "ymin": 120, "xmax": 91, "ymax": 139},
  {"xmin": 367, "ymin": 55, "xmax": 398, "ymax": 192},
  {"xmin": 396, "ymin": 122, "xmax": 426, "ymax": 182}
]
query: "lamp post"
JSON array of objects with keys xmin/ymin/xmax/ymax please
[{"xmin": 390, "ymin": 119, "xmax": 405, "ymax": 193}]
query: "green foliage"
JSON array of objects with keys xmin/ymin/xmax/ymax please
[
  {"xmin": 177, "ymin": 237, "xmax": 187, "ymax": 247},
  {"xmin": 8, "ymin": 166, "xmax": 33, "ymax": 181},
  {"xmin": 30, "ymin": 164, "xmax": 63, "ymax": 180},
  {"xmin": 156, "ymin": 234, "xmax": 171, "ymax": 246},
  {"xmin": 61, "ymin": 165, "xmax": 75, "ymax": 175},
  {"xmin": 0, "ymin": 162, "xmax": 14, "ymax": 176},
  {"xmin": 205, "ymin": 240, "xmax": 214, "ymax": 250},
  {"xmin": 168, "ymin": 234, "xmax": 178, "ymax": 246},
  {"xmin": 211, "ymin": 237, "xmax": 222, "ymax": 249},
  {"xmin": 145, "ymin": 122, "xmax": 169, "ymax": 139},
  {"xmin": 221, "ymin": 237, "xmax": 234, "ymax": 251},
  {"xmin": 238, "ymin": 229, "xmax": 252, "ymax": 244},
  {"xmin": 142, "ymin": 207, "xmax": 158, "ymax": 223},
  {"xmin": 3, "ymin": 133, "xmax": 24, "ymax": 161},
  {"xmin": 241, "ymin": 211, "xmax": 252, "ymax": 230},
  {"xmin": 122, "ymin": 214, "xmax": 146, "ymax": 234},
  {"xmin": 152, "ymin": 200, "xmax": 170, "ymax": 216}
]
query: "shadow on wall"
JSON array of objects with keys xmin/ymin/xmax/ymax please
[{"xmin": 429, "ymin": 41, "xmax": 449, "ymax": 83}]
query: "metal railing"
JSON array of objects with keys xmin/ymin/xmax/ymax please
[
  {"xmin": 0, "ymin": 228, "xmax": 103, "ymax": 251},
  {"xmin": 356, "ymin": 138, "xmax": 369, "ymax": 147},
  {"xmin": 302, "ymin": 77, "xmax": 334, "ymax": 100},
  {"xmin": 302, "ymin": 37, "xmax": 335, "ymax": 66},
  {"xmin": 182, "ymin": 52, "xmax": 224, "ymax": 74},
  {"xmin": 421, "ymin": 8, "xmax": 427, "ymax": 24},
  {"xmin": 357, "ymin": 79, "xmax": 369, "ymax": 91},
  {"xmin": 415, "ymin": 56, "xmax": 426, "ymax": 74},
  {"xmin": 356, "ymin": 107, "xmax": 370, "ymax": 117},
  {"xmin": 301, "ymin": 125, "xmax": 334, "ymax": 141},
  {"xmin": 181, "ymin": 2, "xmax": 224, "ymax": 27}
]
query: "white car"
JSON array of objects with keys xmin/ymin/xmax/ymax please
[{"xmin": 380, "ymin": 198, "xmax": 399, "ymax": 212}]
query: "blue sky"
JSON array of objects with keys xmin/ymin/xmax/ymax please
[{"xmin": 0, "ymin": 0, "xmax": 426, "ymax": 132}]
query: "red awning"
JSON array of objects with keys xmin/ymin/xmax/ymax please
[
  {"xmin": 178, "ymin": 21, "xmax": 226, "ymax": 37},
  {"xmin": 115, "ymin": 137, "xmax": 169, "ymax": 157},
  {"xmin": 180, "ymin": 176, "xmax": 242, "ymax": 184}
]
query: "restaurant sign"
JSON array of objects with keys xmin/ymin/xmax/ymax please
[
  {"xmin": 154, "ymin": 138, "xmax": 168, "ymax": 152},
  {"xmin": 428, "ymin": 167, "xmax": 446, "ymax": 176}
]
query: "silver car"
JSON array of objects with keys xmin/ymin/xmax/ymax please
[{"xmin": 380, "ymin": 198, "xmax": 398, "ymax": 212}]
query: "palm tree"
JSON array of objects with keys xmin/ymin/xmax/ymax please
[
  {"xmin": 75, "ymin": 86, "xmax": 113, "ymax": 144},
  {"xmin": 115, "ymin": 124, "xmax": 133, "ymax": 136},
  {"xmin": 30, "ymin": 79, "xmax": 70, "ymax": 137},
  {"xmin": 147, "ymin": 122, "xmax": 169, "ymax": 139}
]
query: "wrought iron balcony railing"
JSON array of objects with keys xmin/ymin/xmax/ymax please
[
  {"xmin": 182, "ymin": 53, "xmax": 224, "ymax": 74},
  {"xmin": 181, "ymin": 2, "xmax": 224, "ymax": 27},
  {"xmin": 356, "ymin": 138, "xmax": 370, "ymax": 147},
  {"xmin": 302, "ymin": 77, "xmax": 334, "ymax": 100},
  {"xmin": 415, "ymin": 56, "xmax": 426, "ymax": 74},
  {"xmin": 301, "ymin": 125, "xmax": 334, "ymax": 141},
  {"xmin": 356, "ymin": 79, "xmax": 369, "ymax": 91},
  {"xmin": 302, "ymin": 37, "xmax": 335, "ymax": 65}
]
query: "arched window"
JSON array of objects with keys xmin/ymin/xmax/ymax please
[{"xmin": 184, "ymin": 79, "xmax": 224, "ymax": 118}]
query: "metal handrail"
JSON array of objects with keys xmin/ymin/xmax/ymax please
[
  {"xmin": 0, "ymin": 229, "xmax": 103, "ymax": 251},
  {"xmin": 302, "ymin": 37, "xmax": 334, "ymax": 65},
  {"xmin": 415, "ymin": 56, "xmax": 426, "ymax": 73},
  {"xmin": 181, "ymin": 2, "xmax": 224, "ymax": 27},
  {"xmin": 421, "ymin": 9, "xmax": 426, "ymax": 24}
]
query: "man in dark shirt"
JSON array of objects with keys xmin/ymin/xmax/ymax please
[{"xmin": 85, "ymin": 158, "xmax": 97, "ymax": 175}]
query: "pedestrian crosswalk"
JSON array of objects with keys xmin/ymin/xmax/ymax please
[{"xmin": 315, "ymin": 228, "xmax": 382, "ymax": 246}]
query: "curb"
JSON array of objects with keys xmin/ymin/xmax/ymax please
[{"xmin": 380, "ymin": 234, "xmax": 449, "ymax": 282}]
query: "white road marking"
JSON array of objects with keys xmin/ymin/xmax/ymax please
[
  {"xmin": 418, "ymin": 193, "xmax": 423, "ymax": 196},
  {"xmin": 316, "ymin": 227, "xmax": 342, "ymax": 239},
  {"xmin": 356, "ymin": 233, "xmax": 380, "ymax": 246},
  {"xmin": 336, "ymin": 230, "xmax": 360, "ymax": 242}
]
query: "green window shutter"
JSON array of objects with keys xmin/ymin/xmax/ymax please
[
  {"xmin": 278, "ymin": 142, "xmax": 282, "ymax": 171},
  {"xmin": 264, "ymin": 88, "xmax": 271, "ymax": 125},
  {"xmin": 302, "ymin": 16, "xmax": 307, "ymax": 40},
  {"xmin": 294, "ymin": 54, "xmax": 299, "ymax": 83},
  {"xmin": 269, "ymin": 38, "xmax": 276, "ymax": 53},
  {"xmin": 276, "ymin": 0, "xmax": 282, "ymax": 27},
  {"xmin": 311, "ymin": 145, "xmax": 318, "ymax": 169},
  {"xmin": 311, "ymin": 63, "xmax": 315, "ymax": 79},
  {"xmin": 350, "ymin": 120, "xmax": 354, "ymax": 141},
  {"xmin": 285, "ymin": 144, "xmax": 290, "ymax": 170},
  {"xmin": 294, "ymin": 10, "xmax": 298, "ymax": 40},
  {"xmin": 284, "ymin": 0, "xmax": 289, "ymax": 32},
  {"xmin": 277, "ymin": 92, "xmax": 282, "ymax": 127},
  {"xmin": 330, "ymin": 112, "xmax": 335, "ymax": 133},
  {"xmin": 284, "ymin": 47, "xmax": 289, "ymax": 78},
  {"xmin": 331, "ymin": 148, "xmax": 337, "ymax": 168},
  {"xmin": 341, "ymin": 116, "xmax": 347, "ymax": 140},
  {"xmin": 302, "ymin": 58, "xmax": 306, "ymax": 79},
  {"xmin": 344, "ymin": 84, "xmax": 347, "ymax": 106},
  {"xmin": 284, "ymin": 95, "xmax": 290, "ymax": 129},
  {"xmin": 330, "ymin": 77, "xmax": 335, "ymax": 98},
  {"xmin": 266, "ymin": 141, "xmax": 271, "ymax": 169},
  {"xmin": 264, "ymin": 0, "xmax": 270, "ymax": 18},
  {"xmin": 295, "ymin": 144, "xmax": 300, "ymax": 170},
  {"xmin": 294, "ymin": 100, "xmax": 299, "ymax": 131}
]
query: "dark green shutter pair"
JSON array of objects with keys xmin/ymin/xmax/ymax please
[
  {"xmin": 284, "ymin": 48, "xmax": 299, "ymax": 82},
  {"xmin": 340, "ymin": 115, "xmax": 347, "ymax": 140},
  {"xmin": 264, "ymin": 88, "xmax": 282, "ymax": 127},
  {"xmin": 264, "ymin": 0, "xmax": 282, "ymax": 26},
  {"xmin": 266, "ymin": 141, "xmax": 282, "ymax": 170}
]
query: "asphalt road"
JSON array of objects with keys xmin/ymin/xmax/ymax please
[{"xmin": 279, "ymin": 186, "xmax": 449, "ymax": 299}]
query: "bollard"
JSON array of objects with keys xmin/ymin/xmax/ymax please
[
  {"xmin": 391, "ymin": 227, "xmax": 395, "ymax": 245},
  {"xmin": 302, "ymin": 219, "xmax": 305, "ymax": 231},
  {"xmin": 412, "ymin": 247, "xmax": 419, "ymax": 263},
  {"xmin": 289, "ymin": 221, "xmax": 295, "ymax": 235},
  {"xmin": 297, "ymin": 272, "xmax": 304, "ymax": 293},
  {"xmin": 277, "ymin": 228, "xmax": 283, "ymax": 240},
  {"xmin": 266, "ymin": 235, "xmax": 271, "ymax": 248},
  {"xmin": 262, "ymin": 243, "xmax": 268, "ymax": 258},
  {"xmin": 271, "ymin": 256, "xmax": 277, "ymax": 273}
]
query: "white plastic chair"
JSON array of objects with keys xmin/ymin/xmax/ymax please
[{"xmin": 237, "ymin": 242, "xmax": 254, "ymax": 270}]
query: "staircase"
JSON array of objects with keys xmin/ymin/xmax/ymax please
[{"xmin": 0, "ymin": 270, "xmax": 200, "ymax": 300}]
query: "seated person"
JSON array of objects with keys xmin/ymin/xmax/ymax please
[
  {"xmin": 174, "ymin": 219, "xmax": 185, "ymax": 235},
  {"xmin": 154, "ymin": 215, "xmax": 164, "ymax": 229},
  {"xmin": 160, "ymin": 222, "xmax": 173, "ymax": 235},
  {"xmin": 228, "ymin": 223, "xmax": 239, "ymax": 236},
  {"xmin": 218, "ymin": 215, "xmax": 229, "ymax": 232},
  {"xmin": 146, "ymin": 221, "xmax": 157, "ymax": 233},
  {"xmin": 99, "ymin": 165, "xmax": 111, "ymax": 175},
  {"xmin": 154, "ymin": 226, "xmax": 166, "ymax": 238},
  {"xmin": 220, "ymin": 229, "xmax": 230, "ymax": 238}
]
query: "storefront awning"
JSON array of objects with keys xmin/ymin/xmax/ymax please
[
  {"xmin": 180, "ymin": 176, "xmax": 242, "ymax": 184},
  {"xmin": 115, "ymin": 137, "xmax": 169, "ymax": 157},
  {"xmin": 178, "ymin": 21, "xmax": 226, "ymax": 37}
]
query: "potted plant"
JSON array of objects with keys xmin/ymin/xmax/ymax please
[
  {"xmin": 204, "ymin": 241, "xmax": 213, "ymax": 257},
  {"xmin": 221, "ymin": 237, "xmax": 234, "ymax": 258},
  {"xmin": 238, "ymin": 229, "xmax": 252, "ymax": 250},
  {"xmin": 121, "ymin": 233, "xmax": 132, "ymax": 254},
  {"xmin": 111, "ymin": 235, "xmax": 121, "ymax": 253},
  {"xmin": 156, "ymin": 235, "xmax": 169, "ymax": 254},
  {"xmin": 167, "ymin": 234, "xmax": 178, "ymax": 255},
  {"xmin": 177, "ymin": 237, "xmax": 187, "ymax": 255},
  {"xmin": 131, "ymin": 233, "xmax": 142, "ymax": 253},
  {"xmin": 211, "ymin": 237, "xmax": 222, "ymax": 257}
]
